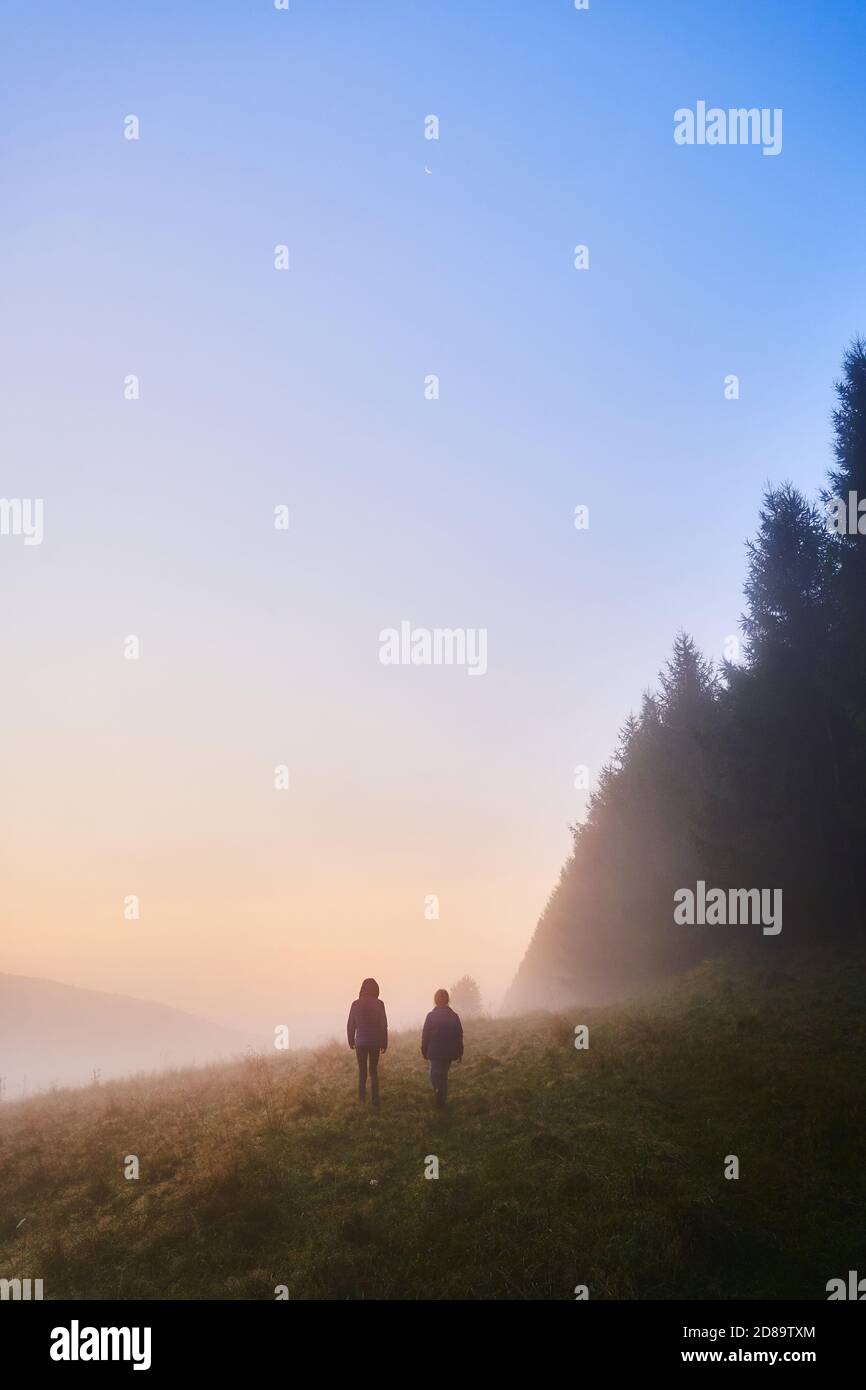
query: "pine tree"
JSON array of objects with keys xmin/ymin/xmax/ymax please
[
  {"xmin": 822, "ymin": 339, "xmax": 866, "ymax": 927},
  {"xmin": 825, "ymin": 336, "xmax": 866, "ymax": 517},
  {"xmin": 742, "ymin": 484, "xmax": 837, "ymax": 663},
  {"xmin": 726, "ymin": 483, "xmax": 845, "ymax": 932}
]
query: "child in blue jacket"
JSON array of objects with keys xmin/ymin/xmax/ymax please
[{"xmin": 421, "ymin": 989, "xmax": 464, "ymax": 1108}]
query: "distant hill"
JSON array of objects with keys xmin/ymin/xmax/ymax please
[
  {"xmin": 1, "ymin": 954, "xmax": 862, "ymax": 1299},
  {"xmin": 0, "ymin": 973, "xmax": 246, "ymax": 1097}
]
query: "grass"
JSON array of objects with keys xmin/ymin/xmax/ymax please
[{"xmin": 1, "ymin": 953, "xmax": 863, "ymax": 1300}]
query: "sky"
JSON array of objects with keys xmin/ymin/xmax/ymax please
[{"xmin": 2, "ymin": 0, "xmax": 865, "ymax": 1048}]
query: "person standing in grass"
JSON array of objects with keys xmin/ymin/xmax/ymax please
[
  {"xmin": 421, "ymin": 988, "xmax": 464, "ymax": 1108},
  {"xmin": 347, "ymin": 978, "xmax": 388, "ymax": 1107}
]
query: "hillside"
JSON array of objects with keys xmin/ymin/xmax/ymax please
[
  {"xmin": 1, "ymin": 954, "xmax": 862, "ymax": 1300},
  {"xmin": 0, "ymin": 973, "xmax": 247, "ymax": 1097}
]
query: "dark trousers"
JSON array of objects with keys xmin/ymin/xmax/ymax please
[
  {"xmin": 429, "ymin": 1058, "xmax": 451, "ymax": 1105},
  {"xmin": 356, "ymin": 1046, "xmax": 380, "ymax": 1102}
]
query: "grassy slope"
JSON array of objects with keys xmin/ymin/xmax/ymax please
[{"xmin": 1, "ymin": 955, "xmax": 863, "ymax": 1300}]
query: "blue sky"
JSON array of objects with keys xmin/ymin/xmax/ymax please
[{"xmin": 2, "ymin": 0, "xmax": 865, "ymax": 1032}]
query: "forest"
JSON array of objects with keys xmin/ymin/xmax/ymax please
[{"xmin": 507, "ymin": 340, "xmax": 866, "ymax": 1011}]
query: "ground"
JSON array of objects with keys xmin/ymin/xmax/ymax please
[{"xmin": 1, "ymin": 953, "xmax": 862, "ymax": 1300}]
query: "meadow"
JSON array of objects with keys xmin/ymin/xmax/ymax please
[{"xmin": 1, "ymin": 954, "xmax": 862, "ymax": 1300}]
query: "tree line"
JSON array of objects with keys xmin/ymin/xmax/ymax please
[{"xmin": 506, "ymin": 340, "xmax": 866, "ymax": 1011}]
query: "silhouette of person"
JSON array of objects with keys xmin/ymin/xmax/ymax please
[
  {"xmin": 347, "ymin": 978, "xmax": 388, "ymax": 1106},
  {"xmin": 421, "ymin": 989, "xmax": 464, "ymax": 1107}
]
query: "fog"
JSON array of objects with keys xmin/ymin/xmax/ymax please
[{"xmin": 0, "ymin": 966, "xmax": 515, "ymax": 1100}]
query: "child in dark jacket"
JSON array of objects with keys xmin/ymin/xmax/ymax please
[
  {"xmin": 421, "ymin": 989, "xmax": 464, "ymax": 1107},
  {"xmin": 347, "ymin": 978, "xmax": 388, "ymax": 1105}
]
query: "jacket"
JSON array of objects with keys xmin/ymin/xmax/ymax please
[
  {"xmin": 347, "ymin": 997, "xmax": 388, "ymax": 1050},
  {"xmin": 421, "ymin": 1005, "xmax": 464, "ymax": 1062}
]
